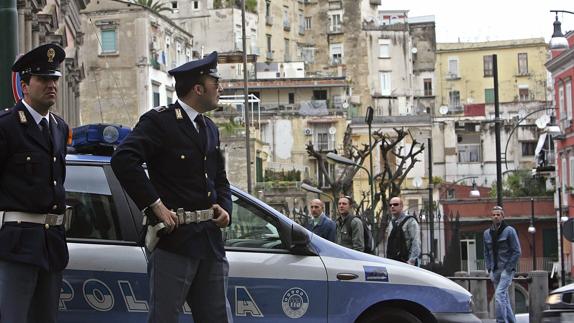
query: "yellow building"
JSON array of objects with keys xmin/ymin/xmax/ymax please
[{"xmin": 436, "ymin": 38, "xmax": 548, "ymax": 113}]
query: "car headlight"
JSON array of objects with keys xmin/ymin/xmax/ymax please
[{"xmin": 546, "ymin": 293, "xmax": 562, "ymax": 305}]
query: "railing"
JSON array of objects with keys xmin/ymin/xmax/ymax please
[{"xmin": 459, "ymin": 257, "xmax": 565, "ymax": 274}]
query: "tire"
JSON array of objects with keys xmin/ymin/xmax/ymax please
[{"xmin": 359, "ymin": 308, "xmax": 422, "ymax": 323}]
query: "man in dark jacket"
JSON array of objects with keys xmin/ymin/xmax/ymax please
[
  {"xmin": 111, "ymin": 52, "xmax": 232, "ymax": 323},
  {"xmin": 336, "ymin": 196, "xmax": 364, "ymax": 251},
  {"xmin": 307, "ymin": 199, "xmax": 336, "ymax": 242},
  {"xmin": 0, "ymin": 43, "xmax": 69, "ymax": 323},
  {"xmin": 484, "ymin": 205, "xmax": 521, "ymax": 323},
  {"xmin": 385, "ymin": 196, "xmax": 420, "ymax": 265}
]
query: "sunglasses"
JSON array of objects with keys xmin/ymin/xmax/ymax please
[{"xmin": 389, "ymin": 203, "xmax": 400, "ymax": 207}]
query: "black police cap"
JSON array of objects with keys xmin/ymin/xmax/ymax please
[
  {"xmin": 12, "ymin": 43, "xmax": 66, "ymax": 77},
  {"xmin": 168, "ymin": 51, "xmax": 219, "ymax": 80}
]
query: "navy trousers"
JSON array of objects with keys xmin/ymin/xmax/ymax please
[
  {"xmin": 0, "ymin": 260, "xmax": 62, "ymax": 323},
  {"xmin": 147, "ymin": 248, "xmax": 233, "ymax": 323}
]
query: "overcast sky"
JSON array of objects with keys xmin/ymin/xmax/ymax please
[{"xmin": 379, "ymin": 0, "xmax": 574, "ymax": 43}]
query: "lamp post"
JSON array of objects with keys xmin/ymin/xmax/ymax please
[
  {"xmin": 528, "ymin": 198, "xmax": 537, "ymax": 270},
  {"xmin": 366, "ymin": 106, "xmax": 375, "ymax": 212},
  {"xmin": 558, "ymin": 186, "xmax": 566, "ymax": 286},
  {"xmin": 549, "ymin": 10, "xmax": 574, "ymax": 50},
  {"xmin": 440, "ymin": 176, "xmax": 481, "ymax": 199},
  {"xmin": 241, "ymin": 0, "xmax": 252, "ymax": 194},
  {"xmin": 492, "ymin": 54, "xmax": 503, "ymax": 207}
]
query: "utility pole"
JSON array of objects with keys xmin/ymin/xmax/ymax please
[
  {"xmin": 241, "ymin": 0, "xmax": 252, "ymax": 193},
  {"xmin": 0, "ymin": 0, "xmax": 18, "ymax": 107},
  {"xmin": 493, "ymin": 54, "xmax": 503, "ymax": 206}
]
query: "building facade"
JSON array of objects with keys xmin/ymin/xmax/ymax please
[{"xmin": 79, "ymin": 0, "xmax": 193, "ymax": 126}]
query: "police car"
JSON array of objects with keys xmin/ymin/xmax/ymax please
[{"xmin": 59, "ymin": 124, "xmax": 480, "ymax": 323}]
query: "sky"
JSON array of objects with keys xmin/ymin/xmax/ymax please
[{"xmin": 379, "ymin": 0, "xmax": 574, "ymax": 43}]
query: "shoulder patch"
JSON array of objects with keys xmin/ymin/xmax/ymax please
[{"xmin": 153, "ymin": 105, "xmax": 169, "ymax": 112}]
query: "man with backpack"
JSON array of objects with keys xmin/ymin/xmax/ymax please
[
  {"xmin": 385, "ymin": 197, "xmax": 421, "ymax": 265},
  {"xmin": 335, "ymin": 196, "xmax": 364, "ymax": 252}
]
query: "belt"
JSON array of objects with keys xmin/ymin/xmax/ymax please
[
  {"xmin": 176, "ymin": 208, "xmax": 214, "ymax": 224},
  {"xmin": 2, "ymin": 211, "xmax": 64, "ymax": 226}
]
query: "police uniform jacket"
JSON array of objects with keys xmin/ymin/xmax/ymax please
[
  {"xmin": 0, "ymin": 101, "xmax": 69, "ymax": 271},
  {"xmin": 111, "ymin": 102, "xmax": 232, "ymax": 260}
]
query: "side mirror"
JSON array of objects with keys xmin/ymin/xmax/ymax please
[{"xmin": 287, "ymin": 223, "xmax": 317, "ymax": 256}]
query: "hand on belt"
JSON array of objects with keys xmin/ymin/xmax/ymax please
[
  {"xmin": 2, "ymin": 211, "xmax": 65, "ymax": 226},
  {"xmin": 176, "ymin": 208, "xmax": 214, "ymax": 224}
]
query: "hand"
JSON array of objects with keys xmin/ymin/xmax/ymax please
[
  {"xmin": 211, "ymin": 204, "xmax": 230, "ymax": 228},
  {"xmin": 151, "ymin": 201, "xmax": 178, "ymax": 233}
]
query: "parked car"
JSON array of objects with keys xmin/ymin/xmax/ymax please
[
  {"xmin": 543, "ymin": 282, "xmax": 574, "ymax": 323},
  {"xmin": 58, "ymin": 125, "xmax": 480, "ymax": 323}
]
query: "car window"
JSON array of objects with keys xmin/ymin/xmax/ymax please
[
  {"xmin": 64, "ymin": 165, "xmax": 122, "ymax": 240},
  {"xmin": 224, "ymin": 195, "xmax": 284, "ymax": 250}
]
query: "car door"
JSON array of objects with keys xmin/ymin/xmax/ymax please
[
  {"xmin": 225, "ymin": 193, "xmax": 329, "ymax": 322},
  {"xmin": 60, "ymin": 163, "xmax": 149, "ymax": 323}
]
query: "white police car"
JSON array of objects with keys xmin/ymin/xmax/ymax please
[{"xmin": 59, "ymin": 125, "xmax": 480, "ymax": 323}]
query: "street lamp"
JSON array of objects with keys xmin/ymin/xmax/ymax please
[
  {"xmin": 549, "ymin": 10, "xmax": 573, "ymax": 50},
  {"xmin": 441, "ymin": 176, "xmax": 481, "ymax": 199}
]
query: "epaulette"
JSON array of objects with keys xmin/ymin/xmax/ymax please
[
  {"xmin": 153, "ymin": 105, "xmax": 169, "ymax": 112},
  {"xmin": 0, "ymin": 108, "xmax": 11, "ymax": 118}
]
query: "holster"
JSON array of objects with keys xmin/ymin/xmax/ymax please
[{"xmin": 142, "ymin": 208, "xmax": 168, "ymax": 251}]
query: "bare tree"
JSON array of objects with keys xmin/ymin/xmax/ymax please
[{"xmin": 306, "ymin": 126, "xmax": 424, "ymax": 245}]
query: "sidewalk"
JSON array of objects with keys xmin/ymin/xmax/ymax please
[{"xmin": 481, "ymin": 313, "xmax": 529, "ymax": 322}]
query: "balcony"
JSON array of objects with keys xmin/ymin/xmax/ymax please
[
  {"xmin": 328, "ymin": 24, "xmax": 342, "ymax": 34},
  {"xmin": 266, "ymin": 15, "xmax": 273, "ymax": 26},
  {"xmin": 283, "ymin": 20, "xmax": 291, "ymax": 31},
  {"xmin": 266, "ymin": 51, "xmax": 273, "ymax": 61}
]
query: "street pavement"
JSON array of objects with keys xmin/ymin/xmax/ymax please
[{"xmin": 481, "ymin": 313, "xmax": 529, "ymax": 322}]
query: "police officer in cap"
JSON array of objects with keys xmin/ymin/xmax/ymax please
[
  {"xmin": 0, "ymin": 43, "xmax": 69, "ymax": 323},
  {"xmin": 111, "ymin": 51, "xmax": 233, "ymax": 323}
]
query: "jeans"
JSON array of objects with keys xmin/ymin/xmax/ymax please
[{"xmin": 491, "ymin": 269, "xmax": 516, "ymax": 323}]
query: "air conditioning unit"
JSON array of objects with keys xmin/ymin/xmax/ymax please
[
  {"xmin": 185, "ymin": 48, "xmax": 191, "ymax": 57},
  {"xmin": 304, "ymin": 128, "xmax": 313, "ymax": 136},
  {"xmin": 165, "ymin": 36, "xmax": 171, "ymax": 45}
]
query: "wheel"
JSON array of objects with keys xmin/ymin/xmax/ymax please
[{"xmin": 359, "ymin": 308, "xmax": 422, "ymax": 323}]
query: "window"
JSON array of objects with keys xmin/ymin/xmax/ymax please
[
  {"xmin": 266, "ymin": 34, "xmax": 272, "ymax": 58},
  {"xmin": 152, "ymin": 83, "xmax": 160, "ymax": 107},
  {"xmin": 570, "ymin": 157, "xmax": 574, "ymax": 191},
  {"xmin": 305, "ymin": 17, "xmax": 312, "ymax": 30},
  {"xmin": 378, "ymin": 39, "xmax": 390, "ymax": 58},
  {"xmin": 265, "ymin": 0, "xmax": 271, "ymax": 17},
  {"xmin": 171, "ymin": 1, "xmax": 178, "ymax": 9},
  {"xmin": 518, "ymin": 53, "xmax": 528, "ymax": 75},
  {"xmin": 192, "ymin": 1, "xmax": 200, "ymax": 10},
  {"xmin": 64, "ymin": 166, "xmax": 122, "ymax": 240},
  {"xmin": 521, "ymin": 141, "xmax": 536, "ymax": 156},
  {"xmin": 449, "ymin": 90, "xmax": 461, "ymax": 108},
  {"xmin": 329, "ymin": 11, "xmax": 342, "ymax": 32},
  {"xmin": 100, "ymin": 29, "xmax": 117, "ymax": 54},
  {"xmin": 284, "ymin": 38, "xmax": 290, "ymax": 62},
  {"xmin": 328, "ymin": 0, "xmax": 342, "ymax": 10},
  {"xmin": 457, "ymin": 133, "xmax": 481, "ymax": 163},
  {"xmin": 300, "ymin": 46, "xmax": 315, "ymax": 63},
  {"xmin": 330, "ymin": 43, "xmax": 342, "ymax": 65},
  {"xmin": 288, "ymin": 93, "xmax": 295, "ymax": 104},
  {"xmin": 567, "ymin": 79, "xmax": 573, "ymax": 121},
  {"xmin": 483, "ymin": 55, "xmax": 493, "ymax": 77},
  {"xmin": 313, "ymin": 90, "xmax": 327, "ymax": 100},
  {"xmin": 283, "ymin": 7, "xmax": 290, "ymax": 27},
  {"xmin": 423, "ymin": 78, "xmax": 432, "ymax": 96},
  {"xmin": 379, "ymin": 71, "xmax": 391, "ymax": 96},
  {"xmin": 559, "ymin": 82, "xmax": 565, "ymax": 120},
  {"xmin": 223, "ymin": 195, "xmax": 283, "ymax": 250},
  {"xmin": 519, "ymin": 88, "xmax": 529, "ymax": 101},
  {"xmin": 447, "ymin": 57, "xmax": 459, "ymax": 78},
  {"xmin": 485, "ymin": 88, "xmax": 494, "ymax": 104},
  {"xmin": 166, "ymin": 90, "xmax": 174, "ymax": 104}
]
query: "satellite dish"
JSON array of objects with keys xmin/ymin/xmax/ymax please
[
  {"xmin": 328, "ymin": 127, "xmax": 337, "ymax": 135},
  {"xmin": 411, "ymin": 47, "xmax": 418, "ymax": 54},
  {"xmin": 535, "ymin": 115, "xmax": 550, "ymax": 129},
  {"xmin": 342, "ymin": 102, "xmax": 349, "ymax": 109},
  {"xmin": 412, "ymin": 176, "xmax": 423, "ymax": 188},
  {"xmin": 439, "ymin": 106, "xmax": 449, "ymax": 115}
]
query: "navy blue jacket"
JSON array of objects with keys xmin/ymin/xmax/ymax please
[
  {"xmin": 111, "ymin": 102, "xmax": 231, "ymax": 260},
  {"xmin": 0, "ymin": 101, "xmax": 69, "ymax": 271},
  {"xmin": 307, "ymin": 214, "xmax": 336, "ymax": 242}
]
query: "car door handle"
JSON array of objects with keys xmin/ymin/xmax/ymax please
[{"xmin": 337, "ymin": 273, "xmax": 358, "ymax": 280}]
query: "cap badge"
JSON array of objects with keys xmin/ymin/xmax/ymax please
[
  {"xmin": 18, "ymin": 110, "xmax": 27, "ymax": 123},
  {"xmin": 47, "ymin": 48, "xmax": 55, "ymax": 63},
  {"xmin": 175, "ymin": 108, "xmax": 183, "ymax": 120}
]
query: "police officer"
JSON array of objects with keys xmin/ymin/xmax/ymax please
[
  {"xmin": 111, "ymin": 51, "xmax": 233, "ymax": 323},
  {"xmin": 0, "ymin": 43, "xmax": 69, "ymax": 323}
]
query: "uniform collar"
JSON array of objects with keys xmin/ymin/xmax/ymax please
[
  {"xmin": 177, "ymin": 100, "xmax": 200, "ymax": 122},
  {"xmin": 22, "ymin": 99, "xmax": 52, "ymax": 126}
]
